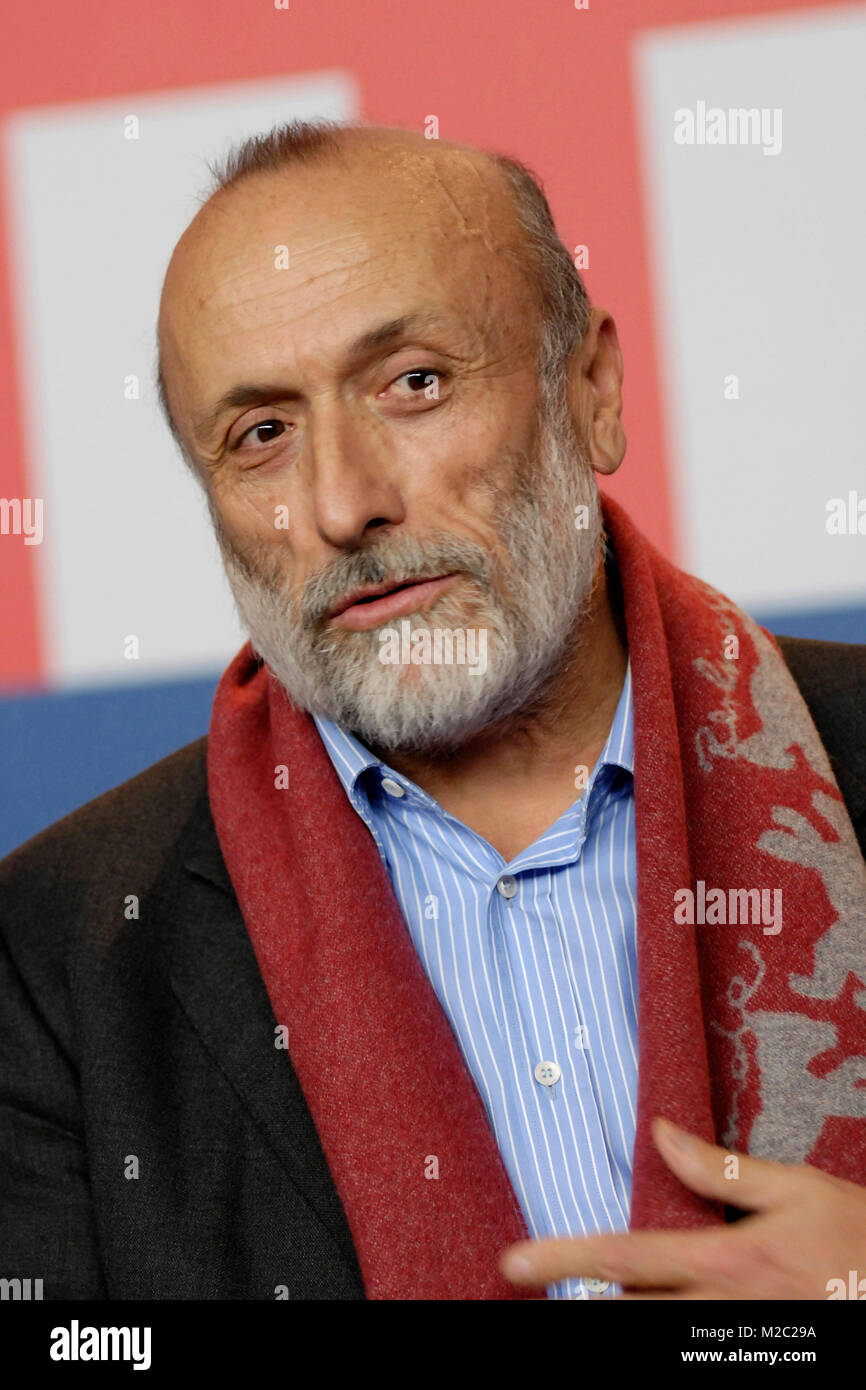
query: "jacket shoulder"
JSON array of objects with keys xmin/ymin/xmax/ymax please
[
  {"xmin": 774, "ymin": 633, "xmax": 866, "ymax": 695},
  {"xmin": 0, "ymin": 736, "xmax": 210, "ymax": 937},
  {"xmin": 773, "ymin": 634, "xmax": 866, "ymax": 827}
]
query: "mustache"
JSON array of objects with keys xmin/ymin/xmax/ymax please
[
  {"xmin": 302, "ymin": 534, "xmax": 493, "ymax": 627},
  {"xmin": 213, "ymin": 512, "xmax": 495, "ymax": 631}
]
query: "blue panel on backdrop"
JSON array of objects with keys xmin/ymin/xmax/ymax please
[
  {"xmin": 0, "ymin": 675, "xmax": 219, "ymax": 859},
  {"xmin": 1, "ymin": 599, "xmax": 864, "ymax": 860},
  {"xmin": 754, "ymin": 604, "xmax": 866, "ymax": 645}
]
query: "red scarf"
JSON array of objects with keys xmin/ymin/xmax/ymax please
[{"xmin": 208, "ymin": 494, "xmax": 866, "ymax": 1299}]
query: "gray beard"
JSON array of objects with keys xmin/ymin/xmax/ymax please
[{"xmin": 212, "ymin": 397, "xmax": 603, "ymax": 756}]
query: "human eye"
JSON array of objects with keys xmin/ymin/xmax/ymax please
[
  {"xmin": 388, "ymin": 367, "xmax": 448, "ymax": 401},
  {"xmin": 234, "ymin": 418, "xmax": 290, "ymax": 449}
]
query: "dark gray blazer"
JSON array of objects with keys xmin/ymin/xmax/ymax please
[{"xmin": 1, "ymin": 636, "xmax": 864, "ymax": 1299}]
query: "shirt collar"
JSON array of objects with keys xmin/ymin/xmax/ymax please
[
  {"xmin": 603, "ymin": 658, "xmax": 634, "ymax": 776},
  {"xmin": 314, "ymin": 709, "xmax": 383, "ymax": 800},
  {"xmin": 313, "ymin": 658, "xmax": 634, "ymax": 811}
]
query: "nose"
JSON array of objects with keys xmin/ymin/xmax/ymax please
[{"xmin": 308, "ymin": 400, "xmax": 406, "ymax": 549}]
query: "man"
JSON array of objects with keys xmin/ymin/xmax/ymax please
[{"xmin": 1, "ymin": 119, "xmax": 864, "ymax": 1302}]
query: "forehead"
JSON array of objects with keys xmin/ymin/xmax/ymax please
[{"xmin": 158, "ymin": 141, "xmax": 536, "ymax": 398}]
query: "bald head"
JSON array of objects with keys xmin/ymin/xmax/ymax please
[{"xmin": 156, "ymin": 121, "xmax": 589, "ymax": 462}]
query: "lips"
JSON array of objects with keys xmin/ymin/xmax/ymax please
[
  {"xmin": 330, "ymin": 578, "xmax": 423, "ymax": 617},
  {"xmin": 329, "ymin": 574, "xmax": 459, "ymax": 631}
]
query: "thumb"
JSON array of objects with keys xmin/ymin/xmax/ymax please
[{"xmin": 652, "ymin": 1117, "xmax": 788, "ymax": 1211}]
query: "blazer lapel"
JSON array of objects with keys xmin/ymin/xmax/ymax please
[{"xmin": 168, "ymin": 788, "xmax": 363, "ymax": 1281}]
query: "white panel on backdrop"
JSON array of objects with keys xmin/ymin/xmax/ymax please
[
  {"xmin": 634, "ymin": 9, "xmax": 866, "ymax": 616},
  {"xmin": 4, "ymin": 71, "xmax": 359, "ymax": 687}
]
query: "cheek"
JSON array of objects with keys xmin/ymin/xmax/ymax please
[
  {"xmin": 447, "ymin": 400, "xmax": 538, "ymax": 504},
  {"xmin": 399, "ymin": 444, "xmax": 515, "ymax": 560},
  {"xmin": 210, "ymin": 477, "xmax": 330, "ymax": 603},
  {"xmin": 415, "ymin": 416, "xmax": 519, "ymax": 507},
  {"xmin": 211, "ymin": 471, "xmax": 299, "ymax": 550},
  {"xmin": 438, "ymin": 446, "xmax": 525, "ymax": 533}
]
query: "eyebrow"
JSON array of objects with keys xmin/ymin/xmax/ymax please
[{"xmin": 191, "ymin": 310, "xmax": 452, "ymax": 442}]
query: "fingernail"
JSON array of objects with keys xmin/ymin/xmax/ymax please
[{"xmin": 501, "ymin": 1253, "xmax": 536, "ymax": 1283}]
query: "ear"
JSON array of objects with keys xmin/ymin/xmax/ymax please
[{"xmin": 566, "ymin": 307, "xmax": 626, "ymax": 477}]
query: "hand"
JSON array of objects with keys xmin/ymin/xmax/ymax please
[{"xmin": 499, "ymin": 1118, "xmax": 866, "ymax": 1299}]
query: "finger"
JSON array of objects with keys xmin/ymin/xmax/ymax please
[
  {"xmin": 652, "ymin": 1118, "xmax": 798, "ymax": 1210},
  {"xmin": 500, "ymin": 1228, "xmax": 722, "ymax": 1289}
]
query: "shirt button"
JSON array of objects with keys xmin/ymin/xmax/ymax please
[
  {"xmin": 496, "ymin": 875, "xmax": 518, "ymax": 898},
  {"xmin": 534, "ymin": 1060, "xmax": 561, "ymax": 1087},
  {"xmin": 380, "ymin": 777, "xmax": 405, "ymax": 798},
  {"xmin": 585, "ymin": 1278, "xmax": 610, "ymax": 1294}
]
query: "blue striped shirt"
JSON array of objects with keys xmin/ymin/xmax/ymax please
[{"xmin": 313, "ymin": 662, "xmax": 637, "ymax": 1300}]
